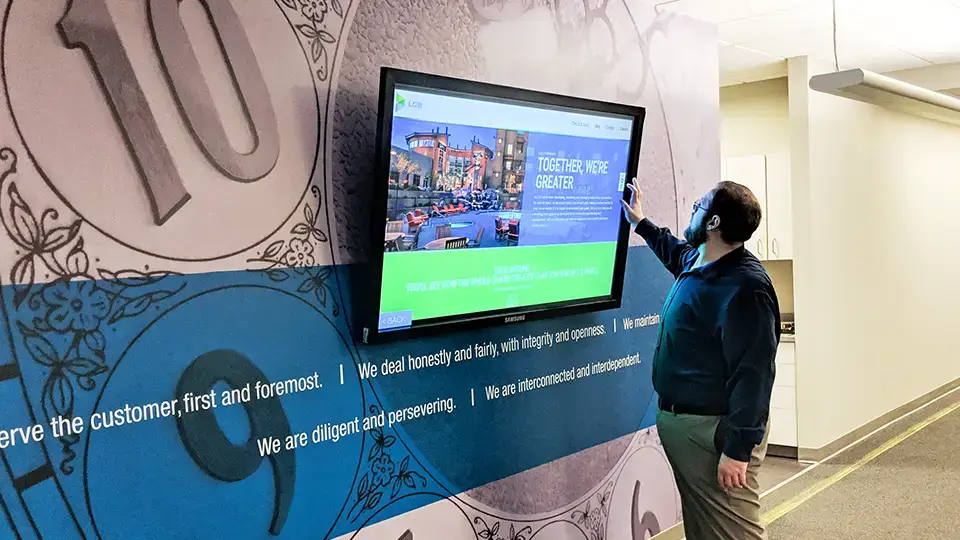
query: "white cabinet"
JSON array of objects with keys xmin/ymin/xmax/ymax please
[
  {"xmin": 765, "ymin": 153, "xmax": 793, "ymax": 260},
  {"xmin": 769, "ymin": 341, "xmax": 798, "ymax": 447},
  {"xmin": 721, "ymin": 153, "xmax": 792, "ymax": 261},
  {"xmin": 725, "ymin": 155, "xmax": 769, "ymax": 259}
]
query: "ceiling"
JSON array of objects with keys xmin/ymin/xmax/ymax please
[{"xmin": 658, "ymin": 0, "xmax": 960, "ymax": 86}]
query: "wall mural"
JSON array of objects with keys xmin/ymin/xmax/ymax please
[{"xmin": 0, "ymin": 0, "xmax": 718, "ymax": 538}]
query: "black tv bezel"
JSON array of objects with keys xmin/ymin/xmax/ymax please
[{"xmin": 360, "ymin": 67, "xmax": 646, "ymax": 344}]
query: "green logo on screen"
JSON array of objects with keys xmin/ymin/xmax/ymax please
[{"xmin": 395, "ymin": 94, "xmax": 406, "ymax": 112}]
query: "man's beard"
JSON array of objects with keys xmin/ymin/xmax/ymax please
[{"xmin": 684, "ymin": 217, "xmax": 708, "ymax": 248}]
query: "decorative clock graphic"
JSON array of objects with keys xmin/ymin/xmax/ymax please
[{"xmin": 2, "ymin": 0, "xmax": 324, "ymax": 262}]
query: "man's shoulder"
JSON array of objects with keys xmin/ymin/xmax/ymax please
[{"xmin": 731, "ymin": 255, "xmax": 776, "ymax": 295}]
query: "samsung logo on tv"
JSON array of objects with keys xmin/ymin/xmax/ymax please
[{"xmin": 504, "ymin": 315, "xmax": 526, "ymax": 323}]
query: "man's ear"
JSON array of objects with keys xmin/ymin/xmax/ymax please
[{"xmin": 705, "ymin": 215, "xmax": 720, "ymax": 231}]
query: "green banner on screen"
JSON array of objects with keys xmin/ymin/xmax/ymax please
[{"xmin": 380, "ymin": 242, "xmax": 617, "ymax": 323}]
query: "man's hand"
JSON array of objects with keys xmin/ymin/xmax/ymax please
[
  {"xmin": 718, "ymin": 454, "xmax": 748, "ymax": 492},
  {"xmin": 620, "ymin": 177, "xmax": 645, "ymax": 226}
]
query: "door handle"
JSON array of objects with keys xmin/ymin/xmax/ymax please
[
  {"xmin": 772, "ymin": 238, "xmax": 779, "ymax": 257},
  {"xmin": 756, "ymin": 239, "xmax": 763, "ymax": 256}
]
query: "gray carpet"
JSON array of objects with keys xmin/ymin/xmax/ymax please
[
  {"xmin": 767, "ymin": 405, "xmax": 960, "ymax": 539},
  {"xmin": 759, "ymin": 456, "xmax": 809, "ymax": 493}
]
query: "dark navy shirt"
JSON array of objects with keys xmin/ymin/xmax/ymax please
[{"xmin": 636, "ymin": 219, "xmax": 780, "ymax": 462}]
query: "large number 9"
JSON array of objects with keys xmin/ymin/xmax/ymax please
[
  {"xmin": 176, "ymin": 349, "xmax": 295, "ymax": 535},
  {"xmin": 631, "ymin": 481, "xmax": 661, "ymax": 539}
]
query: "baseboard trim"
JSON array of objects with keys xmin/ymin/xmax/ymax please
[
  {"xmin": 652, "ymin": 522, "xmax": 685, "ymax": 540},
  {"xmin": 767, "ymin": 444, "xmax": 798, "ymax": 459},
  {"xmin": 798, "ymin": 376, "xmax": 960, "ymax": 462}
]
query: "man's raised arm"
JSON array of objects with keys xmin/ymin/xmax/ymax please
[{"xmin": 621, "ymin": 177, "xmax": 695, "ymax": 277}]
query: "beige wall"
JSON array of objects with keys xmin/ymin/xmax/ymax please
[
  {"xmin": 887, "ymin": 61, "xmax": 960, "ymax": 91},
  {"xmin": 789, "ymin": 56, "xmax": 960, "ymax": 450},
  {"xmin": 720, "ymin": 78, "xmax": 789, "ymax": 158},
  {"xmin": 720, "ymin": 79, "xmax": 795, "ymax": 314},
  {"xmin": 762, "ymin": 260, "xmax": 794, "ymax": 315}
]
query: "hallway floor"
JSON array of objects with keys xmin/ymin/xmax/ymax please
[
  {"xmin": 755, "ymin": 388, "xmax": 960, "ymax": 539},
  {"xmin": 758, "ymin": 455, "xmax": 808, "ymax": 493}
]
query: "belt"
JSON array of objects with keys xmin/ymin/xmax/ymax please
[{"xmin": 658, "ymin": 398, "xmax": 726, "ymax": 417}]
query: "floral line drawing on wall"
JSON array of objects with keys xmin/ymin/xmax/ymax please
[
  {"xmin": 0, "ymin": 147, "xmax": 185, "ymax": 474},
  {"xmin": 279, "ymin": 0, "xmax": 346, "ymax": 81},
  {"xmin": 346, "ymin": 405, "xmax": 429, "ymax": 522},
  {"xmin": 245, "ymin": 185, "xmax": 340, "ymax": 317},
  {"xmin": 571, "ymin": 482, "xmax": 613, "ymax": 540},
  {"xmin": 473, "ymin": 517, "xmax": 534, "ymax": 540},
  {"xmin": 462, "ymin": 481, "xmax": 614, "ymax": 540}
]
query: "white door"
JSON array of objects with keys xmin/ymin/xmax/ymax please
[
  {"xmin": 724, "ymin": 155, "xmax": 768, "ymax": 260},
  {"xmin": 765, "ymin": 153, "xmax": 793, "ymax": 260}
]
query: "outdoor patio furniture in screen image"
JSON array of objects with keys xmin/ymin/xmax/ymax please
[
  {"xmin": 444, "ymin": 237, "xmax": 468, "ymax": 249},
  {"xmin": 403, "ymin": 225, "xmax": 422, "ymax": 250},
  {"xmin": 506, "ymin": 220, "xmax": 520, "ymax": 246},
  {"xmin": 467, "ymin": 226, "xmax": 485, "ymax": 248},
  {"xmin": 435, "ymin": 224, "xmax": 452, "ymax": 240}
]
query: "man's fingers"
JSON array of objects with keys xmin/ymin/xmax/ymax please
[{"xmin": 717, "ymin": 465, "xmax": 747, "ymax": 492}]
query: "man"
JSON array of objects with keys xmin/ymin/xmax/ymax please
[{"xmin": 621, "ymin": 179, "xmax": 780, "ymax": 539}]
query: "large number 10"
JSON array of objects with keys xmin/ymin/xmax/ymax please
[{"xmin": 58, "ymin": 0, "xmax": 280, "ymax": 225}]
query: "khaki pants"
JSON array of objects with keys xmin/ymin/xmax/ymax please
[{"xmin": 657, "ymin": 410, "xmax": 769, "ymax": 540}]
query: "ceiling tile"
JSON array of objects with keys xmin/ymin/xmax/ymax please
[
  {"xmin": 837, "ymin": 0, "xmax": 960, "ymax": 64},
  {"xmin": 739, "ymin": 28, "xmax": 835, "ymax": 60},
  {"xmin": 719, "ymin": 42, "xmax": 784, "ymax": 70},
  {"xmin": 738, "ymin": 28, "xmax": 930, "ymax": 73},
  {"xmin": 909, "ymin": 51, "xmax": 960, "ymax": 64},
  {"xmin": 718, "ymin": 42, "xmax": 785, "ymax": 82},
  {"xmin": 686, "ymin": 0, "xmax": 955, "ymax": 82},
  {"xmin": 833, "ymin": 40, "xmax": 931, "ymax": 73},
  {"xmin": 718, "ymin": 0, "xmax": 833, "ymax": 45},
  {"xmin": 657, "ymin": 0, "xmax": 805, "ymax": 24}
]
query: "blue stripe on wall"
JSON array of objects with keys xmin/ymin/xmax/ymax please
[{"xmin": 0, "ymin": 246, "xmax": 671, "ymax": 538}]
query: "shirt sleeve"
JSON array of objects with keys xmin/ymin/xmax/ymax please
[
  {"xmin": 720, "ymin": 285, "xmax": 778, "ymax": 462},
  {"xmin": 634, "ymin": 218, "xmax": 696, "ymax": 277}
]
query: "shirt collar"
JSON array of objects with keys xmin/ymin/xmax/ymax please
[{"xmin": 692, "ymin": 245, "xmax": 749, "ymax": 280}]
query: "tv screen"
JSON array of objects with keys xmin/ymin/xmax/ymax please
[{"xmin": 360, "ymin": 68, "xmax": 645, "ymax": 343}]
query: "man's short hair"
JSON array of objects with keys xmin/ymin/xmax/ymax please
[{"xmin": 709, "ymin": 181, "xmax": 762, "ymax": 244}]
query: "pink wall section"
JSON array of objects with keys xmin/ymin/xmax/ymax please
[{"xmin": 0, "ymin": 0, "xmax": 718, "ymax": 538}]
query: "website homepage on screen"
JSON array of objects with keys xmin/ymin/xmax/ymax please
[{"xmin": 379, "ymin": 87, "xmax": 632, "ymax": 331}]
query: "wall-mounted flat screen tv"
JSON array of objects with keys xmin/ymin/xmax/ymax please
[{"xmin": 359, "ymin": 67, "xmax": 645, "ymax": 343}]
